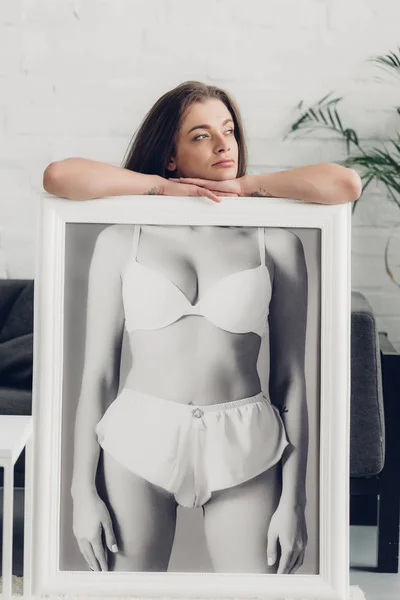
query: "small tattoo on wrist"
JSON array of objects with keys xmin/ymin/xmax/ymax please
[
  {"xmin": 251, "ymin": 189, "xmax": 273, "ymax": 197},
  {"xmin": 145, "ymin": 187, "xmax": 157, "ymax": 195}
]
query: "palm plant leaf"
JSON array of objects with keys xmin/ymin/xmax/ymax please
[
  {"xmin": 285, "ymin": 44, "xmax": 400, "ymax": 284},
  {"xmin": 368, "ymin": 46, "xmax": 400, "ymax": 81},
  {"xmin": 286, "ymin": 93, "xmax": 364, "ymax": 153},
  {"xmin": 286, "ymin": 45, "xmax": 400, "ymax": 221},
  {"xmin": 344, "ymin": 146, "xmax": 400, "ymax": 209},
  {"xmin": 347, "ymin": 129, "xmax": 360, "ymax": 147},
  {"xmin": 288, "ymin": 92, "xmax": 342, "ymax": 132},
  {"xmin": 334, "ymin": 108, "xmax": 344, "ymax": 131},
  {"xmin": 372, "ymin": 46, "xmax": 400, "ymax": 69},
  {"xmin": 308, "ymin": 108, "xmax": 319, "ymax": 122},
  {"xmin": 327, "ymin": 107, "xmax": 339, "ymax": 129},
  {"xmin": 317, "ymin": 109, "xmax": 328, "ymax": 125}
]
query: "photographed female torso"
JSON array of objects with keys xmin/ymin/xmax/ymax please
[{"xmin": 120, "ymin": 224, "xmax": 273, "ymax": 405}]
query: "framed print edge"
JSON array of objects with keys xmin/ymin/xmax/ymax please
[
  {"xmin": 28, "ymin": 195, "xmax": 352, "ymax": 600},
  {"xmin": 26, "ymin": 199, "xmax": 67, "ymax": 596},
  {"xmin": 318, "ymin": 204, "xmax": 351, "ymax": 599}
]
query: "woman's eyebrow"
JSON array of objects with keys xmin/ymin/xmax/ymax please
[{"xmin": 187, "ymin": 118, "xmax": 233, "ymax": 135}]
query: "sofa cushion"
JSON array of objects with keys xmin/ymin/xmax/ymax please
[
  {"xmin": 0, "ymin": 333, "xmax": 33, "ymax": 388},
  {"xmin": 0, "ymin": 386, "xmax": 32, "ymax": 415},
  {"xmin": 0, "ymin": 280, "xmax": 34, "ymax": 343},
  {"xmin": 350, "ymin": 291, "xmax": 385, "ymax": 477}
]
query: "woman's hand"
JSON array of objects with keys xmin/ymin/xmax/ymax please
[
  {"xmin": 267, "ymin": 501, "xmax": 308, "ymax": 574},
  {"xmin": 161, "ymin": 178, "xmax": 224, "ymax": 203},
  {"xmin": 169, "ymin": 176, "xmax": 245, "ymax": 197},
  {"xmin": 162, "ymin": 178, "xmax": 240, "ymax": 202},
  {"xmin": 165, "ymin": 177, "xmax": 242, "ymax": 201},
  {"xmin": 72, "ymin": 488, "xmax": 118, "ymax": 571}
]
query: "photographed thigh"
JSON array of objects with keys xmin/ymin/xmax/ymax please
[
  {"xmin": 98, "ymin": 450, "xmax": 178, "ymax": 572},
  {"xmin": 203, "ymin": 463, "xmax": 282, "ymax": 573}
]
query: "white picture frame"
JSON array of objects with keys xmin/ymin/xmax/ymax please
[{"xmin": 25, "ymin": 194, "xmax": 351, "ymax": 600}]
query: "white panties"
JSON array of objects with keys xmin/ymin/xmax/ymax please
[{"xmin": 95, "ymin": 388, "xmax": 289, "ymax": 508}]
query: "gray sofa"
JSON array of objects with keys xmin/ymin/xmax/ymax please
[
  {"xmin": 0, "ymin": 280, "xmax": 33, "ymax": 487},
  {"xmin": 350, "ymin": 292, "xmax": 400, "ymax": 573},
  {"xmin": 0, "ymin": 279, "xmax": 399, "ymax": 571}
]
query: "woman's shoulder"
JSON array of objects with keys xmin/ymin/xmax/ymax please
[
  {"xmin": 95, "ymin": 224, "xmax": 135, "ymax": 249},
  {"xmin": 92, "ymin": 225, "xmax": 136, "ymax": 269},
  {"xmin": 263, "ymin": 228, "xmax": 305, "ymax": 279},
  {"xmin": 264, "ymin": 227, "xmax": 303, "ymax": 254},
  {"xmin": 88, "ymin": 225, "xmax": 138, "ymax": 279}
]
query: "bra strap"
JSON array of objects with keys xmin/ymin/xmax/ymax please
[
  {"xmin": 258, "ymin": 227, "xmax": 266, "ymax": 266},
  {"xmin": 131, "ymin": 224, "xmax": 141, "ymax": 260}
]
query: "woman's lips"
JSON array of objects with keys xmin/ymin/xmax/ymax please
[{"xmin": 212, "ymin": 160, "xmax": 235, "ymax": 168}]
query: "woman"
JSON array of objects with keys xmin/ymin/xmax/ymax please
[{"xmin": 43, "ymin": 81, "xmax": 360, "ymax": 575}]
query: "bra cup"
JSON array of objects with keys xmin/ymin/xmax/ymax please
[
  {"xmin": 123, "ymin": 263, "xmax": 191, "ymax": 331},
  {"xmin": 122, "ymin": 261, "xmax": 272, "ymax": 335},
  {"xmin": 199, "ymin": 267, "xmax": 272, "ymax": 335}
]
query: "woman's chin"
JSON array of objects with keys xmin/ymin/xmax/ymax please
[
  {"xmin": 208, "ymin": 168, "xmax": 238, "ymax": 180},
  {"xmin": 180, "ymin": 169, "xmax": 237, "ymax": 180}
]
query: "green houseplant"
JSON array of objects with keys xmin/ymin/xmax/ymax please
[{"xmin": 286, "ymin": 46, "xmax": 400, "ymax": 285}]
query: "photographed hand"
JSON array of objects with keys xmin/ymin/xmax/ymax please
[
  {"xmin": 72, "ymin": 489, "xmax": 118, "ymax": 571},
  {"xmin": 169, "ymin": 176, "xmax": 245, "ymax": 197},
  {"xmin": 267, "ymin": 503, "xmax": 308, "ymax": 574},
  {"xmin": 163, "ymin": 178, "xmax": 239, "ymax": 203}
]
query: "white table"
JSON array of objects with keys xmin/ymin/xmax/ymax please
[{"xmin": 0, "ymin": 416, "xmax": 32, "ymax": 600}]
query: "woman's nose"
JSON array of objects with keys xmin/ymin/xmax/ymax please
[{"xmin": 214, "ymin": 134, "xmax": 230, "ymax": 152}]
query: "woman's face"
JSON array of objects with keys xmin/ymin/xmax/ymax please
[{"xmin": 168, "ymin": 99, "xmax": 239, "ymax": 180}]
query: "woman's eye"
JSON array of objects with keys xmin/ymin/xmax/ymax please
[{"xmin": 194, "ymin": 129, "xmax": 234, "ymax": 141}]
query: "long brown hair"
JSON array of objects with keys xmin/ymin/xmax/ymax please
[{"xmin": 120, "ymin": 81, "xmax": 248, "ymax": 179}]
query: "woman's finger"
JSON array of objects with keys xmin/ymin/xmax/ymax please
[
  {"xmin": 92, "ymin": 539, "xmax": 108, "ymax": 572},
  {"xmin": 289, "ymin": 549, "xmax": 304, "ymax": 574},
  {"xmin": 77, "ymin": 543, "xmax": 92, "ymax": 570},
  {"xmin": 166, "ymin": 180, "xmax": 222, "ymax": 203},
  {"xmin": 277, "ymin": 549, "xmax": 293, "ymax": 574},
  {"xmin": 102, "ymin": 516, "xmax": 118, "ymax": 554},
  {"xmin": 183, "ymin": 177, "xmax": 240, "ymax": 195},
  {"xmin": 266, "ymin": 529, "xmax": 278, "ymax": 568},
  {"xmin": 286, "ymin": 548, "xmax": 298, "ymax": 574},
  {"xmin": 79, "ymin": 540, "xmax": 100, "ymax": 571},
  {"xmin": 179, "ymin": 177, "xmax": 233, "ymax": 194},
  {"xmin": 191, "ymin": 186, "xmax": 222, "ymax": 203},
  {"xmin": 176, "ymin": 177, "xmax": 216, "ymax": 188},
  {"xmin": 168, "ymin": 177, "xmax": 239, "ymax": 197}
]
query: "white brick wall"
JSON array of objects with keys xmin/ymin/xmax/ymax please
[{"xmin": 1, "ymin": 0, "xmax": 400, "ymax": 349}]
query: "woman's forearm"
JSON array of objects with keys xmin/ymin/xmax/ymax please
[
  {"xmin": 277, "ymin": 380, "xmax": 309, "ymax": 508},
  {"xmin": 71, "ymin": 398, "xmax": 101, "ymax": 497},
  {"xmin": 43, "ymin": 158, "xmax": 165, "ymax": 201},
  {"xmin": 241, "ymin": 163, "xmax": 362, "ymax": 205},
  {"xmin": 71, "ymin": 378, "xmax": 117, "ymax": 497}
]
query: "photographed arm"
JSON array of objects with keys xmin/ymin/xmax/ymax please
[
  {"xmin": 172, "ymin": 162, "xmax": 362, "ymax": 205},
  {"xmin": 70, "ymin": 225, "xmax": 126, "ymax": 571},
  {"xmin": 266, "ymin": 230, "xmax": 309, "ymax": 574},
  {"xmin": 43, "ymin": 158, "xmax": 226, "ymax": 203}
]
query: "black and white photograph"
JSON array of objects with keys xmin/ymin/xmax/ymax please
[
  {"xmin": 58, "ymin": 221, "xmax": 321, "ymax": 576},
  {"xmin": 29, "ymin": 194, "xmax": 350, "ymax": 600}
]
